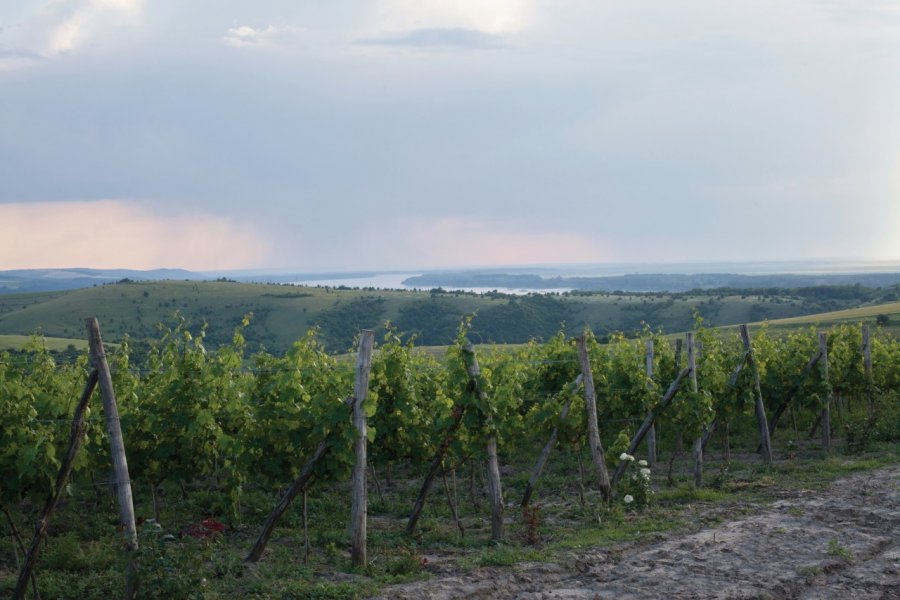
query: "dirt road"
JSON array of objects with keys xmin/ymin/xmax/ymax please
[{"xmin": 375, "ymin": 465, "xmax": 899, "ymax": 599}]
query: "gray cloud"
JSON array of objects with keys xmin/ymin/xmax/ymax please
[{"xmin": 2, "ymin": 1, "xmax": 899, "ymax": 269}]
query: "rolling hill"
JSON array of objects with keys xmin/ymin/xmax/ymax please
[{"xmin": 2, "ymin": 279, "xmax": 898, "ymax": 353}]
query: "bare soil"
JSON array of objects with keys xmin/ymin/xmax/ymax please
[{"xmin": 374, "ymin": 465, "xmax": 899, "ymax": 599}]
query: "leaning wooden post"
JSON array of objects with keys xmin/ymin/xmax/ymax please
[
  {"xmin": 405, "ymin": 403, "xmax": 466, "ymax": 537},
  {"xmin": 688, "ymin": 333, "xmax": 703, "ymax": 487},
  {"xmin": 246, "ymin": 440, "xmax": 329, "ymax": 562},
  {"xmin": 611, "ymin": 366, "xmax": 692, "ymax": 487},
  {"xmin": 767, "ymin": 347, "xmax": 823, "ymax": 436},
  {"xmin": 740, "ymin": 325, "xmax": 772, "ymax": 465},
  {"xmin": 818, "ymin": 332, "xmax": 831, "ymax": 451},
  {"xmin": 461, "ymin": 343, "xmax": 504, "ymax": 542},
  {"xmin": 13, "ymin": 370, "xmax": 99, "ymax": 600},
  {"xmin": 86, "ymin": 317, "xmax": 138, "ymax": 598},
  {"xmin": 644, "ymin": 340, "xmax": 657, "ymax": 467},
  {"xmin": 521, "ymin": 375, "xmax": 583, "ymax": 508},
  {"xmin": 862, "ymin": 325, "xmax": 874, "ymax": 421},
  {"xmin": 350, "ymin": 330, "xmax": 374, "ymax": 569},
  {"xmin": 576, "ymin": 334, "xmax": 611, "ymax": 502}
]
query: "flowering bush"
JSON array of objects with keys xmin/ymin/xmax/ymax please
[{"xmin": 618, "ymin": 453, "xmax": 653, "ymax": 511}]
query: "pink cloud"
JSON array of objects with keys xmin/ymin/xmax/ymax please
[{"xmin": 0, "ymin": 200, "xmax": 272, "ymax": 270}]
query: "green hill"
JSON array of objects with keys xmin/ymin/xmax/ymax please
[{"xmin": 0, "ymin": 280, "xmax": 895, "ymax": 353}]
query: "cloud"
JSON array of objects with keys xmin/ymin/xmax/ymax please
[
  {"xmin": 360, "ymin": 0, "xmax": 532, "ymax": 49},
  {"xmin": 0, "ymin": 200, "xmax": 272, "ymax": 270},
  {"xmin": 359, "ymin": 27, "xmax": 502, "ymax": 49},
  {"xmin": 370, "ymin": 0, "xmax": 532, "ymax": 35},
  {"xmin": 222, "ymin": 24, "xmax": 303, "ymax": 49},
  {"xmin": 0, "ymin": 0, "xmax": 143, "ymax": 68}
]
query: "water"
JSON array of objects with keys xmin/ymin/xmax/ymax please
[
  {"xmin": 288, "ymin": 259, "xmax": 900, "ymax": 295},
  {"xmin": 289, "ymin": 272, "xmax": 568, "ymax": 295}
]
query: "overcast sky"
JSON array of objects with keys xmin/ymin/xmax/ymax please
[{"xmin": 2, "ymin": 1, "xmax": 899, "ymax": 271}]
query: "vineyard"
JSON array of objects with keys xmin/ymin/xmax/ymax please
[{"xmin": 1, "ymin": 315, "xmax": 898, "ymax": 599}]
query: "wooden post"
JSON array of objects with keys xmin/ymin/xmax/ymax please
[
  {"xmin": 406, "ymin": 404, "xmax": 466, "ymax": 537},
  {"xmin": 611, "ymin": 366, "xmax": 692, "ymax": 487},
  {"xmin": 644, "ymin": 340, "xmax": 657, "ymax": 467},
  {"xmin": 741, "ymin": 325, "xmax": 772, "ymax": 465},
  {"xmin": 13, "ymin": 370, "xmax": 98, "ymax": 600},
  {"xmin": 461, "ymin": 343, "xmax": 504, "ymax": 542},
  {"xmin": 246, "ymin": 439, "xmax": 329, "ymax": 562},
  {"xmin": 673, "ymin": 337, "xmax": 684, "ymax": 456},
  {"xmin": 521, "ymin": 375, "xmax": 583, "ymax": 508},
  {"xmin": 576, "ymin": 334, "xmax": 611, "ymax": 502},
  {"xmin": 688, "ymin": 333, "xmax": 703, "ymax": 488},
  {"xmin": 350, "ymin": 330, "xmax": 374, "ymax": 569},
  {"xmin": 441, "ymin": 466, "xmax": 464, "ymax": 536},
  {"xmin": 819, "ymin": 332, "xmax": 831, "ymax": 451},
  {"xmin": 767, "ymin": 347, "xmax": 823, "ymax": 437},
  {"xmin": 862, "ymin": 325, "xmax": 874, "ymax": 420},
  {"xmin": 86, "ymin": 318, "xmax": 138, "ymax": 599}
]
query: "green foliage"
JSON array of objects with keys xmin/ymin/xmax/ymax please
[
  {"xmin": 2, "ymin": 316, "xmax": 900, "ymax": 599},
  {"xmin": 134, "ymin": 521, "xmax": 209, "ymax": 599}
]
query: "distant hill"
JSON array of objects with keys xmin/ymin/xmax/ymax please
[
  {"xmin": 403, "ymin": 271, "xmax": 900, "ymax": 293},
  {"xmin": 1, "ymin": 279, "xmax": 898, "ymax": 354},
  {"xmin": 0, "ymin": 268, "xmax": 202, "ymax": 293}
]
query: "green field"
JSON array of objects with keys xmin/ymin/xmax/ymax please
[
  {"xmin": 0, "ymin": 334, "xmax": 89, "ymax": 351},
  {"xmin": 0, "ymin": 279, "xmax": 897, "ymax": 353}
]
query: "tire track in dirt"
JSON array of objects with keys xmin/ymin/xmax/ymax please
[{"xmin": 374, "ymin": 466, "xmax": 899, "ymax": 599}]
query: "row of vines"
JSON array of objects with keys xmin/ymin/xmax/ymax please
[{"xmin": 2, "ymin": 316, "xmax": 899, "ymax": 596}]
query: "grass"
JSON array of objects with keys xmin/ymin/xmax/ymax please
[
  {"xmin": 1, "ymin": 435, "xmax": 897, "ymax": 599},
  {"xmin": 0, "ymin": 333, "xmax": 89, "ymax": 351}
]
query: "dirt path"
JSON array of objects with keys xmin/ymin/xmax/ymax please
[{"xmin": 374, "ymin": 466, "xmax": 899, "ymax": 599}]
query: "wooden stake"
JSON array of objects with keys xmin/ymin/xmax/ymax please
[
  {"xmin": 246, "ymin": 440, "xmax": 329, "ymax": 562},
  {"xmin": 611, "ymin": 366, "xmax": 692, "ymax": 487},
  {"xmin": 5, "ymin": 507, "xmax": 41, "ymax": 600},
  {"xmin": 819, "ymin": 332, "xmax": 831, "ymax": 452},
  {"xmin": 521, "ymin": 375, "xmax": 583, "ymax": 508},
  {"xmin": 14, "ymin": 369, "xmax": 98, "ymax": 600},
  {"xmin": 576, "ymin": 334, "xmax": 611, "ymax": 502},
  {"xmin": 441, "ymin": 466, "xmax": 464, "ymax": 537},
  {"xmin": 741, "ymin": 325, "xmax": 772, "ymax": 464},
  {"xmin": 369, "ymin": 465, "xmax": 385, "ymax": 505},
  {"xmin": 351, "ymin": 330, "xmax": 374, "ymax": 569},
  {"xmin": 644, "ymin": 340, "xmax": 657, "ymax": 467},
  {"xmin": 688, "ymin": 333, "xmax": 703, "ymax": 488},
  {"xmin": 406, "ymin": 401, "xmax": 466, "ymax": 537},
  {"xmin": 86, "ymin": 319, "xmax": 138, "ymax": 552},
  {"xmin": 461, "ymin": 343, "xmax": 504, "ymax": 542},
  {"xmin": 862, "ymin": 325, "xmax": 874, "ymax": 420},
  {"xmin": 767, "ymin": 347, "xmax": 823, "ymax": 436}
]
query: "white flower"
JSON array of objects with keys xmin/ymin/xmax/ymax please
[
  {"xmin": 619, "ymin": 452, "xmax": 629, "ymax": 461},
  {"xmin": 640, "ymin": 468, "xmax": 651, "ymax": 477},
  {"xmin": 623, "ymin": 494, "xmax": 634, "ymax": 504},
  {"xmin": 638, "ymin": 460, "xmax": 648, "ymax": 467}
]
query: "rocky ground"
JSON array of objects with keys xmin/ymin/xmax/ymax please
[{"xmin": 374, "ymin": 465, "xmax": 899, "ymax": 599}]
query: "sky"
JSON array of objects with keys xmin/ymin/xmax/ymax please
[{"xmin": 2, "ymin": 0, "xmax": 900, "ymax": 272}]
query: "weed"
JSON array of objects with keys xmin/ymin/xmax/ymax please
[{"xmin": 826, "ymin": 539, "xmax": 854, "ymax": 561}]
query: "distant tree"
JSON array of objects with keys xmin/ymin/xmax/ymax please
[{"xmin": 875, "ymin": 314, "xmax": 890, "ymax": 327}]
